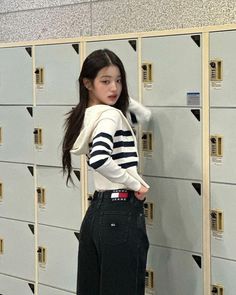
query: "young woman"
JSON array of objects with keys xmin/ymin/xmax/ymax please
[{"xmin": 62, "ymin": 49, "xmax": 151, "ymax": 295}]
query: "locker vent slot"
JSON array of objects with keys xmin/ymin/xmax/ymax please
[
  {"xmin": 35, "ymin": 68, "xmax": 44, "ymax": 85},
  {"xmin": 142, "ymin": 132, "xmax": 153, "ymax": 152},
  {"xmin": 34, "ymin": 128, "xmax": 43, "ymax": 146},
  {"xmin": 38, "ymin": 246, "xmax": 47, "ymax": 265},
  {"xmin": 37, "ymin": 187, "xmax": 46, "ymax": 207},
  {"xmin": 142, "ymin": 63, "xmax": 153, "ymax": 83},
  {"xmin": 0, "ymin": 239, "xmax": 3, "ymax": 254},
  {"xmin": 145, "ymin": 269, "xmax": 154, "ymax": 290},
  {"xmin": 0, "ymin": 127, "xmax": 2, "ymax": 144},
  {"xmin": 144, "ymin": 202, "xmax": 154, "ymax": 225},
  {"xmin": 212, "ymin": 284, "xmax": 224, "ymax": 295},
  {"xmin": 210, "ymin": 60, "xmax": 223, "ymax": 81},
  {"xmin": 211, "ymin": 210, "xmax": 224, "ymax": 232},
  {"xmin": 210, "ymin": 135, "xmax": 223, "ymax": 157},
  {"xmin": 0, "ymin": 182, "xmax": 2, "ymax": 201}
]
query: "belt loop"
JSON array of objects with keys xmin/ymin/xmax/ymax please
[{"xmin": 96, "ymin": 191, "xmax": 104, "ymax": 209}]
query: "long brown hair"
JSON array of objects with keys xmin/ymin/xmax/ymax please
[{"xmin": 62, "ymin": 49, "xmax": 129, "ymax": 186}]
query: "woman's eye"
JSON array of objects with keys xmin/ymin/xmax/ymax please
[
  {"xmin": 117, "ymin": 79, "xmax": 122, "ymax": 84},
  {"xmin": 102, "ymin": 80, "xmax": 110, "ymax": 84}
]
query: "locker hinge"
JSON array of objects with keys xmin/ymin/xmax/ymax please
[
  {"xmin": 0, "ymin": 182, "xmax": 3, "ymax": 202},
  {"xmin": 37, "ymin": 187, "xmax": 46, "ymax": 208},
  {"xmin": 26, "ymin": 107, "xmax": 33, "ymax": 117},
  {"xmin": 0, "ymin": 127, "xmax": 2, "ymax": 144},
  {"xmin": 210, "ymin": 135, "xmax": 223, "ymax": 157},
  {"xmin": 72, "ymin": 44, "xmax": 79, "ymax": 54},
  {"xmin": 28, "ymin": 224, "xmax": 35, "ymax": 234},
  {"xmin": 144, "ymin": 202, "xmax": 154, "ymax": 225},
  {"xmin": 28, "ymin": 283, "xmax": 35, "ymax": 293},
  {"xmin": 145, "ymin": 269, "xmax": 154, "ymax": 290},
  {"xmin": 191, "ymin": 109, "xmax": 201, "ymax": 121},
  {"xmin": 211, "ymin": 209, "xmax": 224, "ymax": 232},
  {"xmin": 25, "ymin": 47, "xmax": 32, "ymax": 57},
  {"xmin": 38, "ymin": 246, "xmax": 47, "ymax": 266},
  {"xmin": 27, "ymin": 166, "xmax": 34, "ymax": 176},
  {"xmin": 191, "ymin": 35, "xmax": 201, "ymax": 47},
  {"xmin": 212, "ymin": 284, "xmax": 224, "ymax": 295},
  {"xmin": 35, "ymin": 67, "xmax": 44, "ymax": 85},
  {"xmin": 192, "ymin": 255, "xmax": 202, "ymax": 268},
  {"xmin": 210, "ymin": 60, "xmax": 223, "ymax": 81},
  {"xmin": 192, "ymin": 183, "xmax": 201, "ymax": 196},
  {"xmin": 74, "ymin": 232, "xmax": 80, "ymax": 241},
  {"xmin": 73, "ymin": 170, "xmax": 81, "ymax": 181},
  {"xmin": 142, "ymin": 131, "xmax": 153, "ymax": 152},
  {"xmin": 128, "ymin": 40, "xmax": 137, "ymax": 51},
  {"xmin": 34, "ymin": 128, "xmax": 43, "ymax": 147},
  {"xmin": 142, "ymin": 63, "xmax": 153, "ymax": 83},
  {"xmin": 0, "ymin": 238, "xmax": 3, "ymax": 254}
]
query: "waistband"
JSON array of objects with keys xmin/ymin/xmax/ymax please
[{"xmin": 89, "ymin": 189, "xmax": 146, "ymax": 205}]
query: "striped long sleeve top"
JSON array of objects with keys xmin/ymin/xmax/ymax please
[{"xmin": 70, "ymin": 100, "xmax": 150, "ymax": 191}]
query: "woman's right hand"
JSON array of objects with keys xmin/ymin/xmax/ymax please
[{"xmin": 134, "ymin": 185, "xmax": 149, "ymax": 201}]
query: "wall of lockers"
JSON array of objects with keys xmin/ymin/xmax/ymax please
[{"xmin": 0, "ymin": 24, "xmax": 236, "ymax": 295}]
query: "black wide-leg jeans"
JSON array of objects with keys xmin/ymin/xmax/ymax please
[{"xmin": 76, "ymin": 190, "xmax": 149, "ymax": 295}]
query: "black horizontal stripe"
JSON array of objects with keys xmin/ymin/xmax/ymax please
[
  {"xmin": 113, "ymin": 141, "xmax": 135, "ymax": 148},
  {"xmin": 114, "ymin": 130, "xmax": 132, "ymax": 137},
  {"xmin": 91, "ymin": 141, "xmax": 112, "ymax": 151},
  {"xmin": 90, "ymin": 158, "xmax": 108, "ymax": 169},
  {"xmin": 112, "ymin": 152, "xmax": 137, "ymax": 160},
  {"xmin": 90, "ymin": 150, "xmax": 110, "ymax": 158},
  {"xmin": 93, "ymin": 132, "xmax": 113, "ymax": 143},
  {"xmin": 119, "ymin": 161, "xmax": 138, "ymax": 169}
]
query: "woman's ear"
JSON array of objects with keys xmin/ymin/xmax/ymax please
[{"xmin": 83, "ymin": 78, "xmax": 92, "ymax": 90}]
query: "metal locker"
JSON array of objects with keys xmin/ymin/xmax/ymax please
[
  {"xmin": 212, "ymin": 257, "xmax": 236, "ymax": 294},
  {"xmin": 0, "ymin": 106, "xmax": 34, "ymax": 163},
  {"xmin": 0, "ymin": 273, "xmax": 35, "ymax": 295},
  {"xmin": 144, "ymin": 176, "xmax": 202, "ymax": 253},
  {"xmin": 0, "ymin": 218, "xmax": 35, "ymax": 281},
  {"xmin": 0, "ymin": 47, "xmax": 33, "ymax": 105},
  {"xmin": 146, "ymin": 245, "xmax": 203, "ymax": 295},
  {"xmin": 0, "ymin": 162, "xmax": 34, "ymax": 222},
  {"xmin": 39, "ymin": 284, "xmax": 74, "ymax": 295},
  {"xmin": 210, "ymin": 109, "xmax": 236, "ymax": 183},
  {"xmin": 210, "ymin": 30, "xmax": 236, "ymax": 107},
  {"xmin": 37, "ymin": 166, "xmax": 82, "ymax": 230},
  {"xmin": 142, "ymin": 34, "xmax": 201, "ymax": 107},
  {"xmin": 86, "ymin": 39, "xmax": 138, "ymax": 100},
  {"xmin": 141, "ymin": 107, "xmax": 202, "ymax": 180},
  {"xmin": 211, "ymin": 182, "xmax": 236, "ymax": 260},
  {"xmin": 35, "ymin": 43, "xmax": 80, "ymax": 105},
  {"xmin": 33, "ymin": 106, "xmax": 80, "ymax": 168},
  {"xmin": 38, "ymin": 225, "xmax": 79, "ymax": 292}
]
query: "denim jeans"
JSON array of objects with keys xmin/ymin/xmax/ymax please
[{"xmin": 76, "ymin": 189, "xmax": 149, "ymax": 295}]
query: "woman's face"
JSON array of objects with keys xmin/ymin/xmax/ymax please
[{"xmin": 86, "ymin": 65, "xmax": 122, "ymax": 107}]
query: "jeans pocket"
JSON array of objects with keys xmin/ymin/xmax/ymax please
[{"xmin": 100, "ymin": 212, "xmax": 130, "ymax": 246}]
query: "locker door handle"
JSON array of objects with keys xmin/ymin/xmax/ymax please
[
  {"xmin": 211, "ymin": 210, "xmax": 224, "ymax": 232},
  {"xmin": 144, "ymin": 202, "xmax": 154, "ymax": 225},
  {"xmin": 210, "ymin": 60, "xmax": 223, "ymax": 81},
  {"xmin": 142, "ymin": 63, "xmax": 153, "ymax": 82},
  {"xmin": 142, "ymin": 132, "xmax": 153, "ymax": 152},
  {"xmin": 0, "ymin": 238, "xmax": 3, "ymax": 254},
  {"xmin": 34, "ymin": 128, "xmax": 43, "ymax": 147},
  {"xmin": 145, "ymin": 269, "xmax": 154, "ymax": 290},
  {"xmin": 0, "ymin": 127, "xmax": 2, "ymax": 144},
  {"xmin": 212, "ymin": 284, "xmax": 224, "ymax": 295},
  {"xmin": 0, "ymin": 182, "xmax": 2, "ymax": 201},
  {"xmin": 35, "ymin": 67, "xmax": 44, "ymax": 85},
  {"xmin": 38, "ymin": 246, "xmax": 47, "ymax": 266},
  {"xmin": 210, "ymin": 135, "xmax": 223, "ymax": 157},
  {"xmin": 37, "ymin": 187, "xmax": 46, "ymax": 207}
]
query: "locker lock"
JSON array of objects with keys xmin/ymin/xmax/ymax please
[
  {"xmin": 212, "ymin": 284, "xmax": 224, "ymax": 295},
  {"xmin": 142, "ymin": 132, "xmax": 153, "ymax": 152},
  {"xmin": 144, "ymin": 202, "xmax": 154, "ymax": 225},
  {"xmin": 0, "ymin": 182, "xmax": 2, "ymax": 201},
  {"xmin": 35, "ymin": 67, "xmax": 44, "ymax": 85},
  {"xmin": 34, "ymin": 128, "xmax": 43, "ymax": 147},
  {"xmin": 37, "ymin": 187, "xmax": 46, "ymax": 207},
  {"xmin": 38, "ymin": 246, "xmax": 47, "ymax": 266},
  {"xmin": 211, "ymin": 210, "xmax": 224, "ymax": 232},
  {"xmin": 210, "ymin": 60, "xmax": 223, "ymax": 81},
  {"xmin": 0, "ymin": 238, "xmax": 3, "ymax": 254},
  {"xmin": 142, "ymin": 63, "xmax": 153, "ymax": 83},
  {"xmin": 145, "ymin": 269, "xmax": 154, "ymax": 290},
  {"xmin": 210, "ymin": 135, "xmax": 223, "ymax": 157}
]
